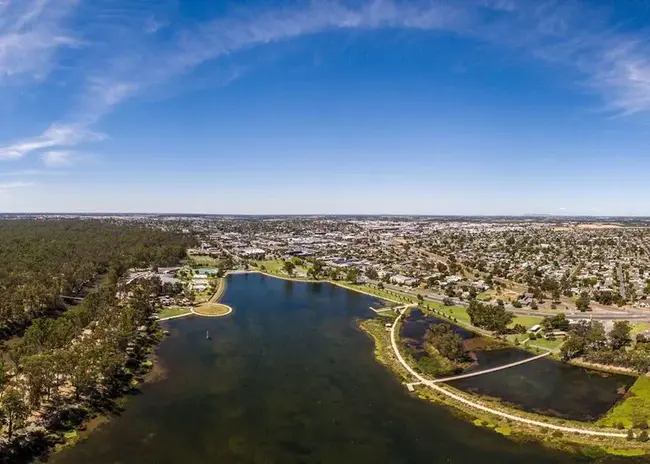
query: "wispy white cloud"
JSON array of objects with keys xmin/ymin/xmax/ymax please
[
  {"xmin": 0, "ymin": 0, "xmax": 80, "ymax": 82},
  {"xmin": 0, "ymin": 181, "xmax": 34, "ymax": 192},
  {"xmin": 4, "ymin": 0, "xmax": 650, "ymax": 165},
  {"xmin": 41, "ymin": 150, "xmax": 74, "ymax": 166},
  {"xmin": 66, "ymin": 0, "xmax": 650, "ymax": 118},
  {"xmin": 0, "ymin": 123, "xmax": 104, "ymax": 160}
]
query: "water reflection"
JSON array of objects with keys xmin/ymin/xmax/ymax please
[
  {"xmin": 401, "ymin": 308, "xmax": 635, "ymax": 421},
  {"xmin": 52, "ymin": 275, "xmax": 576, "ymax": 463}
]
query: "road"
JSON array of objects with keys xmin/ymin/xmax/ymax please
[
  {"xmin": 389, "ymin": 309, "xmax": 628, "ymax": 438},
  {"xmin": 380, "ymin": 281, "xmax": 650, "ymax": 321}
]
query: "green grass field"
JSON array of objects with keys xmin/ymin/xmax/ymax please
[
  {"xmin": 194, "ymin": 302, "xmax": 231, "ymax": 316},
  {"xmin": 510, "ymin": 315, "xmax": 543, "ymax": 329},
  {"xmin": 432, "ymin": 303, "xmax": 472, "ymax": 325},
  {"xmin": 526, "ymin": 337, "xmax": 564, "ymax": 351},
  {"xmin": 159, "ymin": 306, "xmax": 192, "ymax": 319},
  {"xmin": 598, "ymin": 377, "xmax": 650, "ymax": 429}
]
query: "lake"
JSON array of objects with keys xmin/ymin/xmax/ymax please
[
  {"xmin": 401, "ymin": 308, "xmax": 636, "ymax": 421},
  {"xmin": 51, "ymin": 274, "xmax": 592, "ymax": 463}
]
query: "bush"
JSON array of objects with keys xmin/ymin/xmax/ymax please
[{"xmin": 638, "ymin": 430, "xmax": 649, "ymax": 442}]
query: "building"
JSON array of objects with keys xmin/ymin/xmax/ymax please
[
  {"xmin": 239, "ymin": 247, "xmax": 266, "ymax": 259},
  {"xmin": 391, "ymin": 274, "xmax": 418, "ymax": 286}
]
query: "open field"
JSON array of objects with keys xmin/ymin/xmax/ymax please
[
  {"xmin": 510, "ymin": 315, "xmax": 543, "ymax": 329},
  {"xmin": 159, "ymin": 306, "xmax": 192, "ymax": 319}
]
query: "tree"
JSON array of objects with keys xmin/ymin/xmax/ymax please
[
  {"xmin": 22, "ymin": 354, "xmax": 55, "ymax": 407},
  {"xmin": 610, "ymin": 321, "xmax": 632, "ymax": 351},
  {"xmin": 576, "ymin": 291, "xmax": 590, "ymax": 312},
  {"xmin": 552, "ymin": 287, "xmax": 561, "ymax": 302},
  {"xmin": 283, "ymin": 260, "xmax": 296, "ymax": 277},
  {"xmin": 541, "ymin": 313, "xmax": 570, "ymax": 333},
  {"xmin": 466, "ymin": 300, "xmax": 513, "ymax": 334},
  {"xmin": 425, "ymin": 323, "xmax": 469, "ymax": 363},
  {"xmin": 346, "ymin": 268, "xmax": 359, "ymax": 283},
  {"xmin": 365, "ymin": 268, "xmax": 378, "ymax": 280},
  {"xmin": 1, "ymin": 388, "xmax": 28, "ymax": 439}
]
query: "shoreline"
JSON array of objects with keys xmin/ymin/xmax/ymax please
[{"xmin": 358, "ymin": 314, "xmax": 650, "ymax": 457}]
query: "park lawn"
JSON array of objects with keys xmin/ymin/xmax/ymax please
[
  {"xmin": 433, "ymin": 303, "xmax": 472, "ymax": 325},
  {"xmin": 194, "ymin": 302, "xmax": 231, "ymax": 316},
  {"xmin": 526, "ymin": 337, "xmax": 564, "ymax": 351},
  {"xmin": 159, "ymin": 306, "xmax": 192, "ymax": 319},
  {"xmin": 194, "ymin": 290, "xmax": 212, "ymax": 303},
  {"xmin": 598, "ymin": 377, "xmax": 650, "ymax": 429},
  {"xmin": 254, "ymin": 259, "xmax": 286, "ymax": 274},
  {"xmin": 510, "ymin": 315, "xmax": 543, "ymax": 329}
]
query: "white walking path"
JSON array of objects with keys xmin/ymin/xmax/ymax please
[
  {"xmin": 158, "ymin": 312, "xmax": 193, "ymax": 322},
  {"xmin": 389, "ymin": 310, "xmax": 627, "ymax": 438},
  {"xmin": 432, "ymin": 352, "xmax": 550, "ymax": 383}
]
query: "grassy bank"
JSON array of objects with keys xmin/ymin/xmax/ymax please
[
  {"xmin": 360, "ymin": 311, "xmax": 650, "ymax": 457},
  {"xmin": 598, "ymin": 377, "xmax": 650, "ymax": 429}
]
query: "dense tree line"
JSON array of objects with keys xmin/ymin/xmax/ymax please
[
  {"xmin": 0, "ymin": 219, "xmax": 195, "ymax": 337},
  {"xmin": 466, "ymin": 300, "xmax": 514, "ymax": 334},
  {"xmin": 424, "ymin": 323, "xmax": 469, "ymax": 363},
  {"xmin": 560, "ymin": 320, "xmax": 650, "ymax": 373},
  {"xmin": 0, "ymin": 274, "xmax": 169, "ymax": 460}
]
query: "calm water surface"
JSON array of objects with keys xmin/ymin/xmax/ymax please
[
  {"xmin": 401, "ymin": 308, "xmax": 635, "ymax": 421},
  {"xmin": 52, "ymin": 275, "xmax": 592, "ymax": 463}
]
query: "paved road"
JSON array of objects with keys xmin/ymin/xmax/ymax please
[
  {"xmin": 380, "ymin": 281, "xmax": 650, "ymax": 322},
  {"xmin": 389, "ymin": 310, "xmax": 628, "ymax": 438},
  {"xmin": 432, "ymin": 352, "xmax": 550, "ymax": 383}
]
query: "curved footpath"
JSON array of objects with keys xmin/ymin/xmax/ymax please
[
  {"xmin": 191, "ymin": 305, "xmax": 233, "ymax": 318},
  {"xmin": 389, "ymin": 310, "xmax": 627, "ymax": 438}
]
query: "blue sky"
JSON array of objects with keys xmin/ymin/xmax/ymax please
[{"xmin": 2, "ymin": 0, "xmax": 650, "ymax": 215}]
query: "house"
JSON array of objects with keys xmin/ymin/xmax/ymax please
[
  {"xmin": 391, "ymin": 274, "xmax": 418, "ymax": 286},
  {"xmin": 191, "ymin": 274, "xmax": 210, "ymax": 292},
  {"xmin": 239, "ymin": 247, "xmax": 266, "ymax": 259},
  {"xmin": 519, "ymin": 293, "xmax": 534, "ymax": 305},
  {"xmin": 528, "ymin": 324, "xmax": 542, "ymax": 334}
]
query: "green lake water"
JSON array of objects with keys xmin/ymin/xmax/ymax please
[{"xmin": 51, "ymin": 274, "xmax": 628, "ymax": 463}]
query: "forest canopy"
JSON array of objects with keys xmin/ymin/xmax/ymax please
[{"xmin": 0, "ymin": 219, "xmax": 196, "ymax": 336}]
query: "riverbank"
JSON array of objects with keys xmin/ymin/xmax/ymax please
[
  {"xmin": 396, "ymin": 308, "xmax": 650, "ymax": 455},
  {"xmin": 166, "ymin": 269, "xmax": 650, "ymax": 456},
  {"xmin": 359, "ymin": 312, "xmax": 650, "ymax": 456}
]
